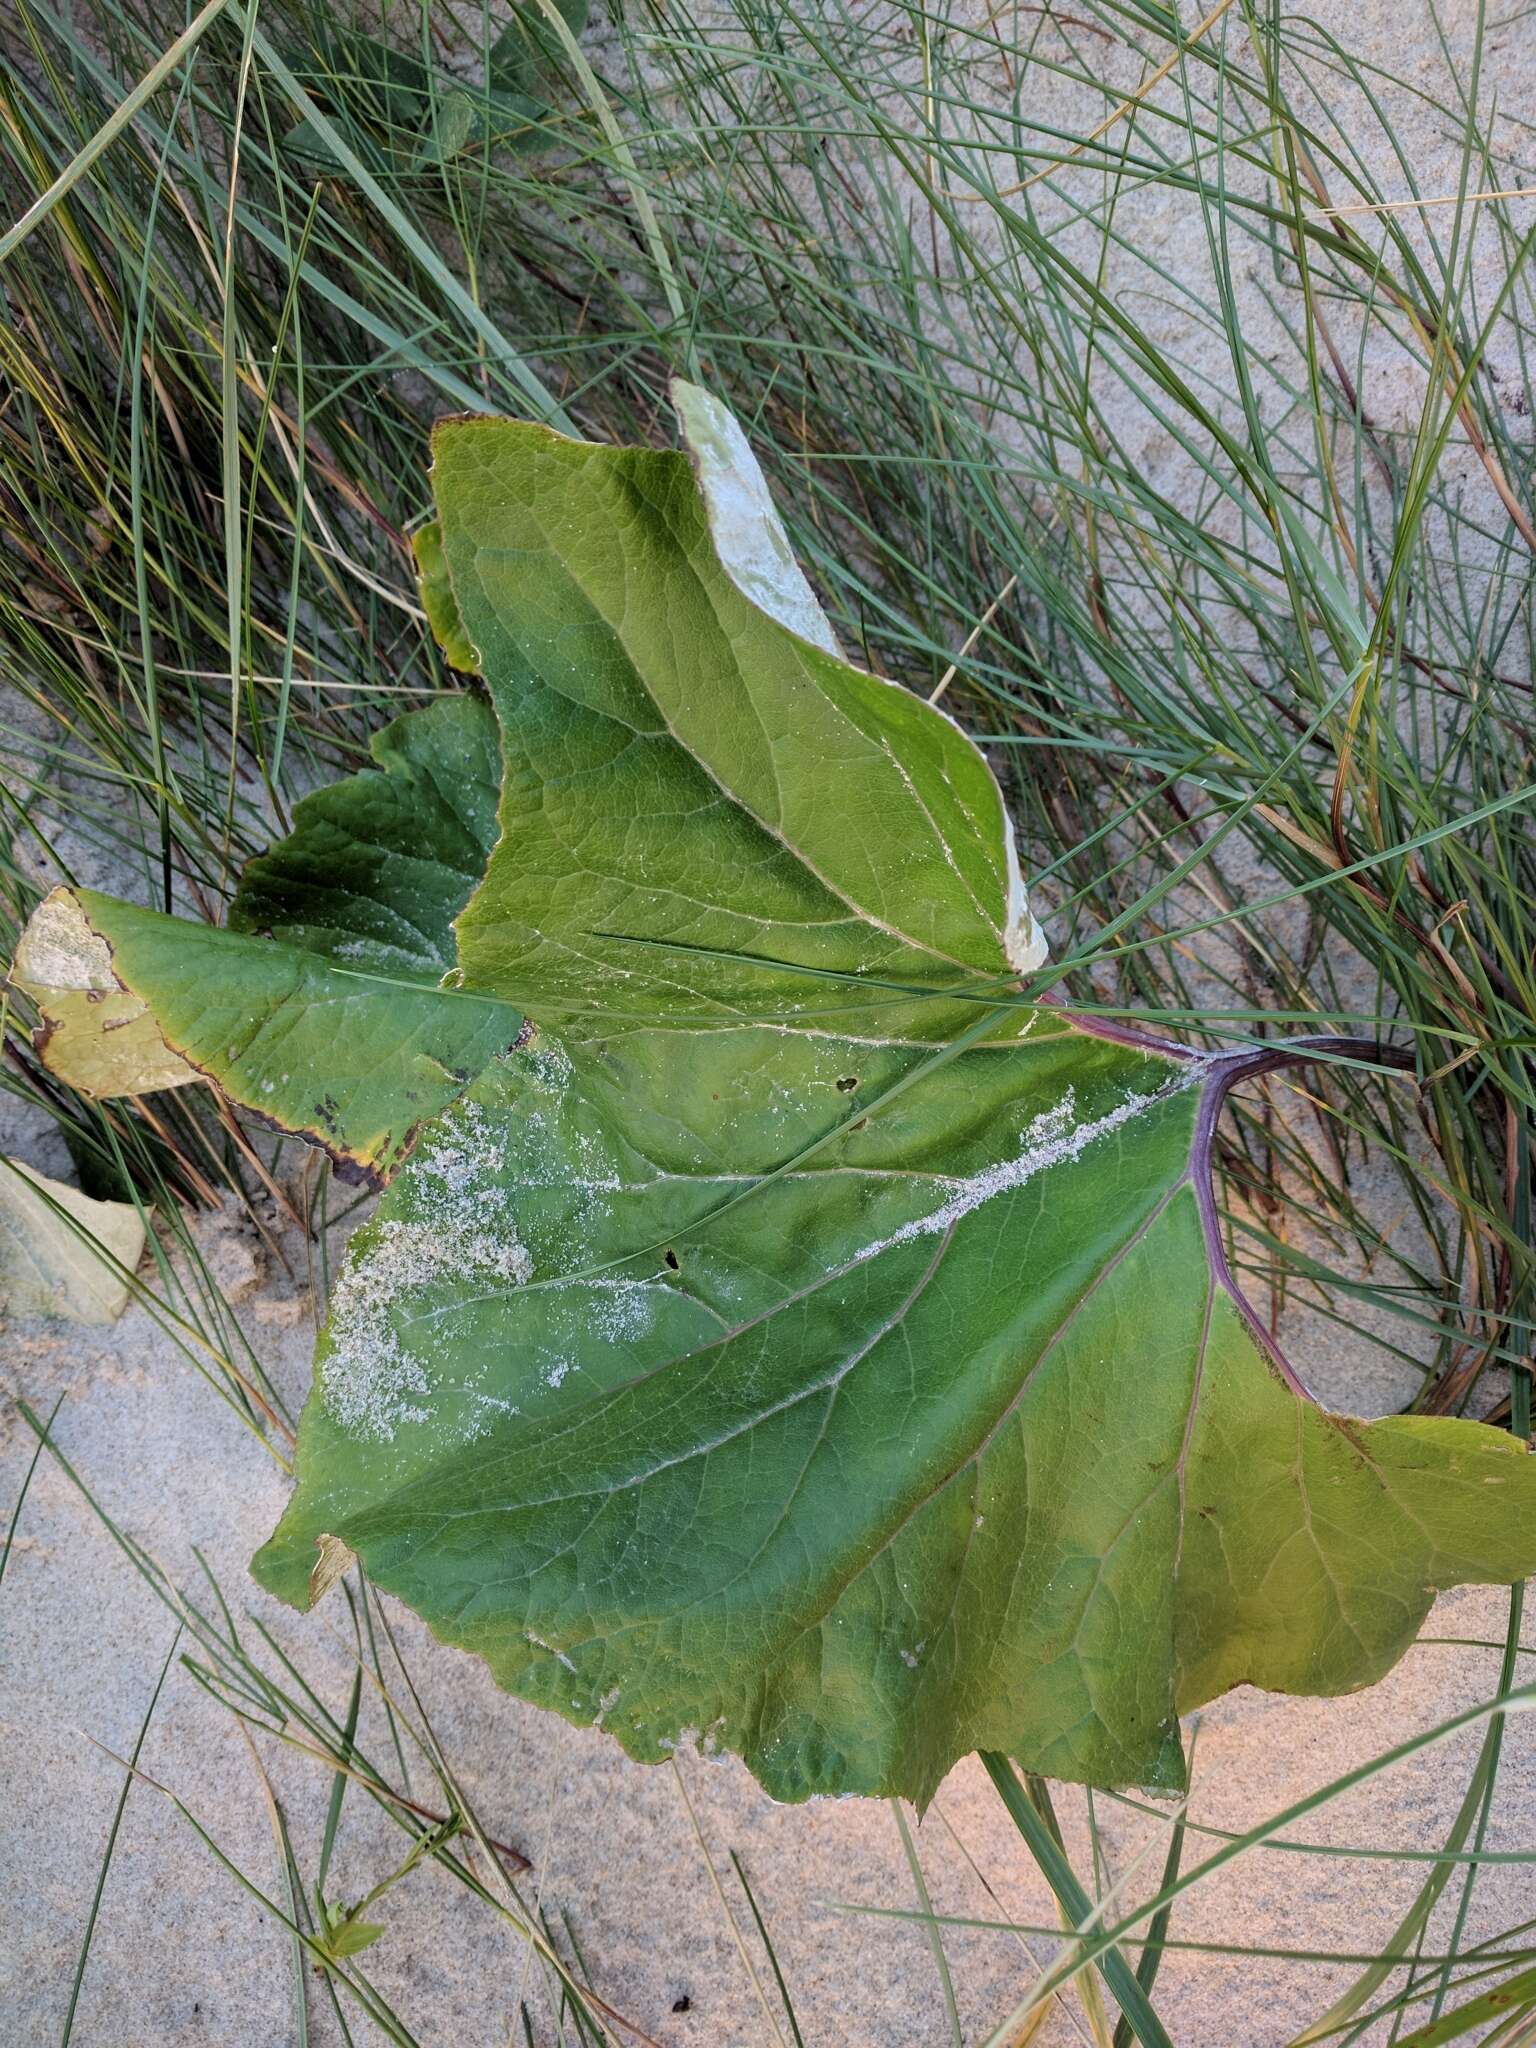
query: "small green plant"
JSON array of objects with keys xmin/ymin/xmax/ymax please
[{"xmin": 13, "ymin": 383, "xmax": 1536, "ymax": 1810}]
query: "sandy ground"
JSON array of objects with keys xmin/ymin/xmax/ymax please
[{"xmin": 5, "ymin": 2, "xmax": 1536, "ymax": 2042}]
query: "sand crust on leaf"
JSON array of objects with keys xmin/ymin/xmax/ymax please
[
  {"xmin": 853, "ymin": 1068, "xmax": 1196, "ymax": 1264},
  {"xmin": 321, "ymin": 1101, "xmax": 534, "ymax": 1442}
]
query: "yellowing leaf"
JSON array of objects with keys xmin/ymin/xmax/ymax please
[
  {"xmin": 12, "ymin": 890, "xmax": 201, "ymax": 1098},
  {"xmin": 0, "ymin": 1156, "xmax": 145, "ymax": 1323}
]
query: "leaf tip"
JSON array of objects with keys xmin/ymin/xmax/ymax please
[
  {"xmin": 9, "ymin": 887, "xmax": 201, "ymax": 1098},
  {"xmin": 670, "ymin": 376, "xmax": 843, "ymax": 658},
  {"xmin": 1002, "ymin": 828, "xmax": 1049, "ymax": 974}
]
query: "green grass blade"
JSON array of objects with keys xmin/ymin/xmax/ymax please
[{"xmin": 978, "ymin": 1753, "xmax": 1175, "ymax": 2048}]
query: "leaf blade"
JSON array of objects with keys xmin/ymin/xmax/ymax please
[
  {"xmin": 433, "ymin": 399, "xmax": 1043, "ymax": 1029},
  {"xmin": 254, "ymin": 1019, "xmax": 1536, "ymax": 1801}
]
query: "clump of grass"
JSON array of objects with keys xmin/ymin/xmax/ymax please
[{"xmin": 2, "ymin": 0, "xmax": 1534, "ymax": 2041}]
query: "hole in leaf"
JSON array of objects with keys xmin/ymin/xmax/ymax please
[
  {"xmin": 836, "ymin": 1075, "xmax": 859, "ymax": 1092},
  {"xmin": 663, "ymin": 1248, "xmax": 680, "ymax": 1271}
]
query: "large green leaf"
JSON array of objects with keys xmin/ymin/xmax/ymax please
[
  {"xmin": 8, "ymin": 695, "xmax": 514, "ymax": 1183},
  {"xmin": 253, "ymin": 1015, "xmax": 1536, "ymax": 1802},
  {"xmin": 249, "ymin": 384, "xmax": 1536, "ymax": 1803}
]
